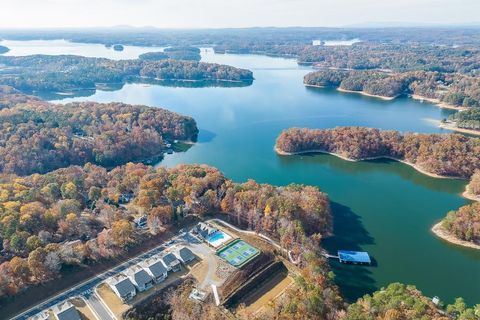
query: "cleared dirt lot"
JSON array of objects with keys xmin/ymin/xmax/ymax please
[{"xmin": 243, "ymin": 273, "xmax": 293, "ymax": 314}]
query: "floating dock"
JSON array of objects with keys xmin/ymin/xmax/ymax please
[{"xmin": 337, "ymin": 250, "xmax": 371, "ymax": 265}]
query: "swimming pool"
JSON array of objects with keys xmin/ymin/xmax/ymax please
[{"xmin": 205, "ymin": 230, "xmax": 232, "ymax": 248}]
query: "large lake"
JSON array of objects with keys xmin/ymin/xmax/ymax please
[{"xmin": 5, "ymin": 42, "xmax": 478, "ymax": 305}]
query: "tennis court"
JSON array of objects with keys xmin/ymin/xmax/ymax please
[{"xmin": 217, "ymin": 239, "xmax": 260, "ymax": 268}]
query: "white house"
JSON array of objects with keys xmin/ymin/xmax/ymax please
[{"xmin": 108, "ymin": 274, "xmax": 136, "ymax": 302}]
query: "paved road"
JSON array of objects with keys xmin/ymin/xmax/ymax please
[
  {"xmin": 10, "ymin": 218, "xmax": 287, "ymax": 320},
  {"xmin": 84, "ymin": 292, "xmax": 114, "ymax": 320},
  {"xmin": 9, "ymin": 236, "xmax": 181, "ymax": 320}
]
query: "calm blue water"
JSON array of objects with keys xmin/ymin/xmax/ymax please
[{"xmin": 41, "ymin": 45, "xmax": 480, "ymax": 305}]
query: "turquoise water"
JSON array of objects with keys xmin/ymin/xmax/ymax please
[
  {"xmin": 39, "ymin": 44, "xmax": 480, "ymax": 304},
  {"xmin": 206, "ymin": 231, "xmax": 228, "ymax": 243}
]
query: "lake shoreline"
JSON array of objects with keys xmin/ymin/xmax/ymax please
[
  {"xmin": 438, "ymin": 122, "xmax": 480, "ymax": 136},
  {"xmin": 305, "ymin": 84, "xmax": 397, "ymax": 100},
  {"xmin": 431, "ymin": 222, "xmax": 480, "ymax": 250},
  {"xmin": 304, "ymin": 84, "xmax": 466, "ymax": 110},
  {"xmin": 274, "ymin": 146, "xmax": 464, "ymax": 180},
  {"xmin": 463, "ymin": 187, "xmax": 480, "ymax": 202},
  {"xmin": 410, "ymin": 94, "xmax": 465, "ymax": 111}
]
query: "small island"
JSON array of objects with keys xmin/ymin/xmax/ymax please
[
  {"xmin": 0, "ymin": 45, "xmax": 9, "ymax": 54},
  {"xmin": 113, "ymin": 44, "xmax": 124, "ymax": 51},
  {"xmin": 0, "ymin": 54, "xmax": 254, "ymax": 93},
  {"xmin": 139, "ymin": 47, "xmax": 201, "ymax": 61}
]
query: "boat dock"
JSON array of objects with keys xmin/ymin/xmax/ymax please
[{"xmin": 321, "ymin": 250, "xmax": 372, "ymax": 265}]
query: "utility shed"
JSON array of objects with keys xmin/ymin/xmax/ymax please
[{"xmin": 338, "ymin": 250, "xmax": 371, "ymax": 265}]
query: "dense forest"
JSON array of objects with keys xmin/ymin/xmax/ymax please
[
  {"xmin": 468, "ymin": 171, "xmax": 480, "ymax": 197},
  {"xmin": 442, "ymin": 202, "xmax": 480, "ymax": 245},
  {"xmin": 0, "ymin": 55, "xmax": 253, "ymax": 93},
  {"xmin": 276, "ymin": 127, "xmax": 480, "ymax": 179},
  {"xmin": 448, "ymin": 108, "xmax": 480, "ymax": 130},
  {"xmin": 304, "ymin": 69, "xmax": 480, "ymax": 108},
  {"xmin": 0, "ymin": 163, "xmax": 333, "ymax": 307},
  {"xmin": 344, "ymin": 283, "xmax": 479, "ymax": 320},
  {"xmin": 0, "ymin": 45, "xmax": 9, "ymax": 54},
  {"xmin": 0, "ymin": 86, "xmax": 198, "ymax": 175},
  {"xmin": 139, "ymin": 47, "xmax": 201, "ymax": 61}
]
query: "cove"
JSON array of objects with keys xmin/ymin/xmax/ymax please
[{"xmin": 42, "ymin": 45, "xmax": 480, "ymax": 304}]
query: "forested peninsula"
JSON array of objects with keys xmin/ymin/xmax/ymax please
[
  {"xmin": 434, "ymin": 171, "xmax": 480, "ymax": 249},
  {"xmin": 275, "ymin": 127, "xmax": 480, "ymax": 178},
  {"xmin": 0, "ymin": 55, "xmax": 253, "ymax": 93},
  {"xmin": 304, "ymin": 69, "xmax": 480, "ymax": 109},
  {"xmin": 0, "ymin": 163, "xmax": 338, "ymax": 319},
  {"xmin": 0, "ymin": 86, "xmax": 198, "ymax": 175}
]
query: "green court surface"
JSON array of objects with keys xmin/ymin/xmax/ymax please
[{"xmin": 217, "ymin": 239, "xmax": 260, "ymax": 267}]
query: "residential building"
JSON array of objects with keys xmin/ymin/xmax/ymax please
[
  {"xmin": 108, "ymin": 274, "xmax": 136, "ymax": 302},
  {"xmin": 175, "ymin": 247, "xmax": 195, "ymax": 264},
  {"xmin": 126, "ymin": 266, "xmax": 154, "ymax": 292},
  {"xmin": 141, "ymin": 258, "xmax": 168, "ymax": 283},
  {"xmin": 161, "ymin": 252, "xmax": 182, "ymax": 272},
  {"xmin": 51, "ymin": 301, "xmax": 81, "ymax": 320}
]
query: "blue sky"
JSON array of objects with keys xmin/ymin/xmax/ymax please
[{"xmin": 1, "ymin": 0, "xmax": 479, "ymax": 28}]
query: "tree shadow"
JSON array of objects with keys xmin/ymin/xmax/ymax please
[
  {"xmin": 322, "ymin": 201, "xmax": 378, "ymax": 302},
  {"xmin": 280, "ymin": 153, "xmax": 466, "ymax": 195},
  {"xmin": 197, "ymin": 129, "xmax": 217, "ymax": 143}
]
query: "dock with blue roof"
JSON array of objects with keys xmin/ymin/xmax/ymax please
[{"xmin": 337, "ymin": 250, "xmax": 371, "ymax": 265}]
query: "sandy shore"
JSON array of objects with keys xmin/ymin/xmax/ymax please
[
  {"xmin": 305, "ymin": 84, "xmax": 397, "ymax": 100},
  {"xmin": 305, "ymin": 84, "xmax": 468, "ymax": 110},
  {"xmin": 411, "ymin": 94, "xmax": 465, "ymax": 111},
  {"xmin": 438, "ymin": 122, "xmax": 480, "ymax": 136},
  {"xmin": 274, "ymin": 146, "xmax": 461, "ymax": 179},
  {"xmin": 462, "ymin": 186, "xmax": 480, "ymax": 202},
  {"xmin": 337, "ymin": 87, "xmax": 398, "ymax": 100},
  {"xmin": 431, "ymin": 222, "xmax": 480, "ymax": 250}
]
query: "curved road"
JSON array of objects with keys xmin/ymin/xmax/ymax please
[{"xmin": 9, "ymin": 218, "xmax": 292, "ymax": 320}]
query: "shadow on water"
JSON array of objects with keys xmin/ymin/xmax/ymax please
[
  {"xmin": 322, "ymin": 201, "xmax": 378, "ymax": 302},
  {"xmin": 197, "ymin": 128, "xmax": 217, "ymax": 143},
  {"xmin": 287, "ymin": 153, "xmax": 466, "ymax": 195}
]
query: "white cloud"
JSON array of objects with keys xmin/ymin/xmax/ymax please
[{"xmin": 0, "ymin": 0, "xmax": 478, "ymax": 28}]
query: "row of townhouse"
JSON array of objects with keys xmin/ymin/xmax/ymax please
[{"xmin": 107, "ymin": 247, "xmax": 195, "ymax": 302}]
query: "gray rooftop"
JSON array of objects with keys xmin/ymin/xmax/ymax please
[
  {"xmin": 162, "ymin": 252, "xmax": 180, "ymax": 266},
  {"xmin": 178, "ymin": 247, "xmax": 195, "ymax": 262},
  {"xmin": 127, "ymin": 267, "xmax": 153, "ymax": 286},
  {"xmin": 52, "ymin": 302, "xmax": 81, "ymax": 320},
  {"xmin": 111, "ymin": 276, "xmax": 135, "ymax": 297},
  {"xmin": 143, "ymin": 259, "xmax": 168, "ymax": 278}
]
